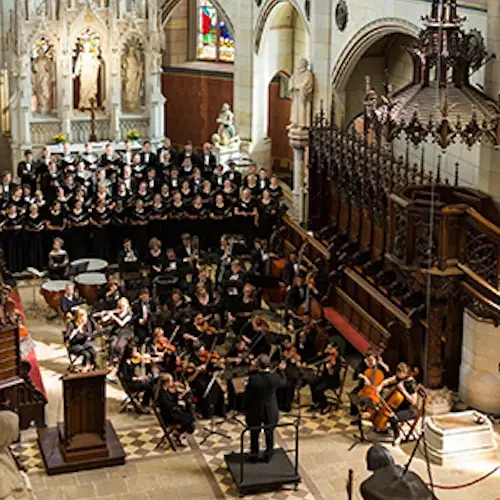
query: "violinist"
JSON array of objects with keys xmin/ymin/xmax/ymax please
[
  {"xmin": 273, "ymin": 335, "xmax": 301, "ymax": 412},
  {"xmin": 156, "ymin": 373, "xmax": 195, "ymax": 445},
  {"xmin": 103, "ymin": 297, "xmax": 134, "ymax": 367},
  {"xmin": 120, "ymin": 343, "xmax": 155, "ymax": 411},
  {"xmin": 308, "ymin": 342, "xmax": 341, "ymax": 414},
  {"xmin": 295, "ymin": 321, "xmax": 318, "ymax": 363},
  {"xmin": 241, "ymin": 315, "xmax": 271, "ymax": 356},
  {"xmin": 349, "ymin": 349, "xmax": 390, "ymax": 423},
  {"xmin": 151, "ymin": 327, "xmax": 178, "ymax": 374},
  {"xmin": 187, "ymin": 342, "xmax": 226, "ymax": 419},
  {"xmin": 374, "ymin": 362, "xmax": 418, "ymax": 445},
  {"xmin": 226, "ymin": 336, "xmax": 253, "ymax": 412},
  {"xmin": 96, "ymin": 274, "xmax": 122, "ymax": 311},
  {"xmin": 184, "ymin": 312, "xmax": 217, "ymax": 351},
  {"xmin": 64, "ymin": 308, "xmax": 96, "ymax": 371}
]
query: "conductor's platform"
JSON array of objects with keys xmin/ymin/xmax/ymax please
[{"xmin": 225, "ymin": 448, "xmax": 301, "ymax": 496}]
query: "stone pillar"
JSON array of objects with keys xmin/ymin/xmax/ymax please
[
  {"xmin": 289, "ymin": 128, "xmax": 308, "ymax": 224},
  {"xmin": 485, "ymin": 0, "xmax": 500, "ymax": 99}
]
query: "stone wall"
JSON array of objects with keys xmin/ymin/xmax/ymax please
[
  {"xmin": 459, "ymin": 310, "xmax": 500, "ymax": 414},
  {"xmin": 164, "ymin": 0, "xmax": 189, "ymax": 67}
]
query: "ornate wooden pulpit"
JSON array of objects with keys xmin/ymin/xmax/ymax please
[{"xmin": 38, "ymin": 370, "xmax": 125, "ymax": 475}]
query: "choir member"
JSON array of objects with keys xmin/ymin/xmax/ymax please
[
  {"xmin": 223, "ymin": 161, "xmax": 242, "ymax": 188},
  {"xmin": 3, "ymin": 205, "xmax": 24, "ymax": 273},
  {"xmin": 90, "ymin": 198, "xmax": 112, "ymax": 261},
  {"xmin": 66, "ymin": 199, "xmax": 90, "ymax": 260},
  {"xmin": 47, "ymin": 237, "xmax": 69, "ymax": 279},
  {"xmin": 258, "ymin": 189, "xmax": 278, "ymax": 239},
  {"xmin": 129, "ymin": 198, "xmax": 150, "ymax": 260},
  {"xmin": 200, "ymin": 142, "xmax": 216, "ymax": 178},
  {"xmin": 24, "ymin": 203, "xmax": 45, "ymax": 270},
  {"xmin": 17, "ymin": 149, "xmax": 37, "ymax": 193}
]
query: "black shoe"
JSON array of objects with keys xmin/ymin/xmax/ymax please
[{"xmin": 247, "ymin": 454, "xmax": 259, "ymax": 463}]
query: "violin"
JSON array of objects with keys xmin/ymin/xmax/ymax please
[
  {"xmin": 156, "ymin": 336, "xmax": 177, "ymax": 355},
  {"xmin": 198, "ymin": 350, "xmax": 221, "ymax": 364},
  {"xmin": 200, "ymin": 320, "xmax": 216, "ymax": 336},
  {"xmin": 283, "ymin": 346, "xmax": 302, "ymax": 363},
  {"xmin": 130, "ymin": 353, "xmax": 152, "ymax": 365}
]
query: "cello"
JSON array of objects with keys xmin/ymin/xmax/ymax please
[
  {"xmin": 371, "ymin": 366, "xmax": 419, "ymax": 432},
  {"xmin": 356, "ymin": 352, "xmax": 386, "ymax": 418}
]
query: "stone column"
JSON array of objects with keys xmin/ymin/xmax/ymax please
[{"xmin": 289, "ymin": 128, "xmax": 308, "ymax": 224}]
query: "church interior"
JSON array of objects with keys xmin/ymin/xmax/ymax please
[{"xmin": 0, "ymin": 0, "xmax": 499, "ymax": 499}]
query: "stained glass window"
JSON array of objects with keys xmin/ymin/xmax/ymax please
[{"xmin": 197, "ymin": 0, "xmax": 235, "ymax": 63}]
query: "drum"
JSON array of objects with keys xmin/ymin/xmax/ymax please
[
  {"xmin": 40, "ymin": 280, "xmax": 71, "ymax": 310},
  {"xmin": 75, "ymin": 272, "xmax": 107, "ymax": 304},
  {"xmin": 71, "ymin": 258, "xmax": 108, "ymax": 273}
]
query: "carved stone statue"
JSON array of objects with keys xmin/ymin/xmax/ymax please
[
  {"xmin": 212, "ymin": 103, "xmax": 239, "ymax": 147},
  {"xmin": 288, "ymin": 58, "xmax": 314, "ymax": 131},
  {"xmin": 73, "ymin": 40, "xmax": 101, "ymax": 110},
  {"xmin": 122, "ymin": 45, "xmax": 144, "ymax": 113},
  {"xmin": 32, "ymin": 52, "xmax": 53, "ymax": 115}
]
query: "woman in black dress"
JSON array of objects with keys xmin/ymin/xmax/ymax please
[
  {"xmin": 234, "ymin": 188, "xmax": 258, "ymax": 247},
  {"xmin": 169, "ymin": 191, "xmax": 186, "ymax": 249},
  {"xmin": 3, "ymin": 205, "xmax": 25, "ymax": 272},
  {"xmin": 245, "ymin": 173, "xmax": 260, "ymax": 199},
  {"xmin": 188, "ymin": 194, "xmax": 209, "ymax": 249},
  {"xmin": 45, "ymin": 200, "xmax": 66, "ymax": 261},
  {"xmin": 200, "ymin": 180, "xmax": 214, "ymax": 206},
  {"xmin": 146, "ymin": 237, "xmax": 166, "ymax": 281},
  {"xmin": 90, "ymin": 199, "xmax": 112, "ymax": 261},
  {"xmin": 209, "ymin": 192, "xmax": 232, "ymax": 251},
  {"xmin": 149, "ymin": 193, "xmax": 167, "ymax": 243},
  {"xmin": 268, "ymin": 175, "xmax": 283, "ymax": 201},
  {"xmin": 129, "ymin": 198, "xmax": 150, "ymax": 261},
  {"xmin": 180, "ymin": 180, "xmax": 193, "ymax": 204},
  {"xmin": 47, "ymin": 237, "xmax": 69, "ymax": 279},
  {"xmin": 66, "ymin": 199, "xmax": 90, "ymax": 260},
  {"xmin": 24, "ymin": 203, "xmax": 45, "ymax": 270},
  {"xmin": 258, "ymin": 189, "xmax": 278, "ymax": 239},
  {"xmin": 111, "ymin": 197, "xmax": 128, "ymax": 263},
  {"xmin": 156, "ymin": 373, "xmax": 195, "ymax": 441}
]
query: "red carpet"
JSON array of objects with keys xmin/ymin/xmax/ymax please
[{"xmin": 9, "ymin": 291, "xmax": 47, "ymax": 400}]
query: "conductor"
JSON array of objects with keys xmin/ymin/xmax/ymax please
[{"xmin": 244, "ymin": 354, "xmax": 287, "ymax": 462}]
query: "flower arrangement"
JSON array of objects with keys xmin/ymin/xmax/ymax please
[
  {"xmin": 126, "ymin": 129, "xmax": 141, "ymax": 141},
  {"xmin": 52, "ymin": 133, "xmax": 68, "ymax": 144}
]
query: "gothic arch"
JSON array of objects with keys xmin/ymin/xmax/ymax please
[
  {"xmin": 160, "ymin": 0, "xmax": 235, "ymax": 36},
  {"xmin": 331, "ymin": 18, "xmax": 420, "ymax": 91},
  {"xmin": 254, "ymin": 0, "xmax": 310, "ymax": 55}
]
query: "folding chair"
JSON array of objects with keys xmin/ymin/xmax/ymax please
[
  {"xmin": 62, "ymin": 331, "xmax": 83, "ymax": 372},
  {"xmin": 325, "ymin": 357, "xmax": 349, "ymax": 411},
  {"xmin": 152, "ymin": 400, "xmax": 183, "ymax": 451},
  {"xmin": 117, "ymin": 367, "xmax": 147, "ymax": 414}
]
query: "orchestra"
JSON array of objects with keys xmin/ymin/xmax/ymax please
[{"xmin": 12, "ymin": 140, "xmax": 422, "ymax": 453}]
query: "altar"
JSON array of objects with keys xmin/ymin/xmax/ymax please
[{"xmin": 6, "ymin": 0, "xmax": 165, "ymax": 164}]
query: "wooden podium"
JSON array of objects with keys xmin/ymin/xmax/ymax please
[{"xmin": 38, "ymin": 370, "xmax": 125, "ymax": 475}]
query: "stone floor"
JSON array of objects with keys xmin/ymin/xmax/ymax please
[{"xmin": 14, "ymin": 287, "xmax": 500, "ymax": 500}]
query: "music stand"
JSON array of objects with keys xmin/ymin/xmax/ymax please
[{"xmin": 198, "ymin": 372, "xmax": 231, "ymax": 445}]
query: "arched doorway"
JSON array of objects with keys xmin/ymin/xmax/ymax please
[
  {"xmin": 339, "ymin": 32, "xmax": 417, "ymax": 126},
  {"xmin": 253, "ymin": 1, "xmax": 309, "ymax": 186}
]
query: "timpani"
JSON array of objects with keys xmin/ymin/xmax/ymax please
[
  {"xmin": 71, "ymin": 258, "xmax": 109, "ymax": 273},
  {"xmin": 40, "ymin": 280, "xmax": 71, "ymax": 311},
  {"xmin": 75, "ymin": 272, "xmax": 107, "ymax": 304}
]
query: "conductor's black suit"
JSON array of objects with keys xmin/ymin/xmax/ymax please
[{"xmin": 244, "ymin": 369, "xmax": 286, "ymax": 458}]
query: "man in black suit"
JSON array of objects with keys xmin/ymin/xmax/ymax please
[
  {"xmin": 244, "ymin": 354, "xmax": 286, "ymax": 461},
  {"xmin": 141, "ymin": 140, "xmax": 158, "ymax": 170},
  {"xmin": 200, "ymin": 142, "xmax": 217, "ymax": 179},
  {"xmin": 132, "ymin": 288, "xmax": 156, "ymax": 345},
  {"xmin": 223, "ymin": 161, "xmax": 242, "ymax": 189},
  {"xmin": 157, "ymin": 136, "xmax": 178, "ymax": 167},
  {"xmin": 17, "ymin": 149, "xmax": 37, "ymax": 192}
]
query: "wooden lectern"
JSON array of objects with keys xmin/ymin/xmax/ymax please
[{"xmin": 38, "ymin": 370, "xmax": 125, "ymax": 475}]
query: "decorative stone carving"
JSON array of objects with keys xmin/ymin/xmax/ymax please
[
  {"xmin": 212, "ymin": 103, "xmax": 239, "ymax": 147},
  {"xmin": 122, "ymin": 43, "xmax": 144, "ymax": 113},
  {"xmin": 32, "ymin": 50, "xmax": 54, "ymax": 115},
  {"xmin": 335, "ymin": 0, "xmax": 348, "ymax": 32},
  {"xmin": 288, "ymin": 58, "xmax": 314, "ymax": 133},
  {"xmin": 73, "ymin": 39, "xmax": 102, "ymax": 110}
]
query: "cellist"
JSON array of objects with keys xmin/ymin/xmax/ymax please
[
  {"xmin": 349, "ymin": 349, "xmax": 390, "ymax": 424},
  {"xmin": 374, "ymin": 362, "xmax": 418, "ymax": 445}
]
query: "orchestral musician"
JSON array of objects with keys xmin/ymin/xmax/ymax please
[
  {"xmin": 64, "ymin": 307, "xmax": 97, "ymax": 371},
  {"xmin": 308, "ymin": 342, "xmax": 342, "ymax": 414},
  {"xmin": 156, "ymin": 373, "xmax": 195, "ymax": 445},
  {"xmin": 132, "ymin": 287, "xmax": 155, "ymax": 345},
  {"xmin": 374, "ymin": 362, "xmax": 418, "ymax": 445}
]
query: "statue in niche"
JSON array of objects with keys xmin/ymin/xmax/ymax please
[
  {"xmin": 122, "ymin": 44, "xmax": 144, "ymax": 113},
  {"xmin": 288, "ymin": 58, "xmax": 314, "ymax": 131},
  {"xmin": 32, "ymin": 50, "xmax": 54, "ymax": 115},
  {"xmin": 212, "ymin": 103, "xmax": 239, "ymax": 147},
  {"xmin": 73, "ymin": 39, "xmax": 102, "ymax": 110}
]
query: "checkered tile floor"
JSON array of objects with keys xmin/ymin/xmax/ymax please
[
  {"xmin": 13, "ymin": 404, "xmax": 357, "ymax": 475},
  {"xmin": 201, "ymin": 447, "xmax": 316, "ymax": 499}
]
